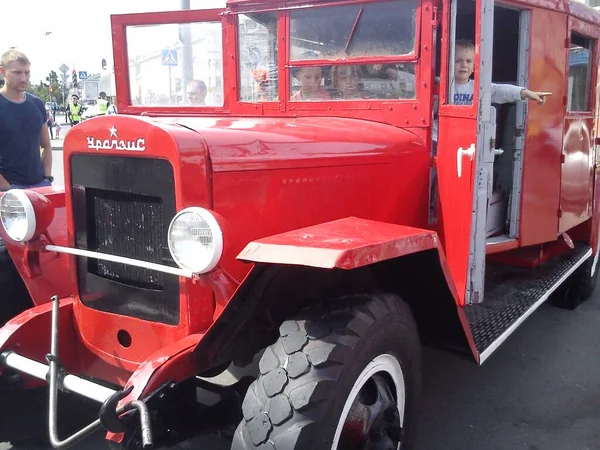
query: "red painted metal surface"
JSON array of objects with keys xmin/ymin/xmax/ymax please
[
  {"xmin": 0, "ymin": 299, "xmax": 75, "ymax": 387},
  {"xmin": 427, "ymin": 0, "xmax": 481, "ymax": 306},
  {"xmin": 560, "ymin": 118, "xmax": 594, "ymax": 233},
  {"xmin": 435, "ymin": 115, "xmax": 477, "ymax": 306},
  {"xmin": 238, "ymin": 216, "xmax": 442, "ymax": 268},
  {"xmin": 558, "ymin": 15, "xmax": 600, "ymax": 236},
  {"xmin": 488, "ymin": 233, "xmax": 576, "ymax": 268},
  {"xmin": 485, "ymin": 239, "xmax": 519, "ymax": 255},
  {"xmin": 568, "ymin": 0, "xmax": 600, "ymax": 28},
  {"xmin": 0, "ymin": 298, "xmax": 128, "ymax": 389},
  {"xmin": 519, "ymin": 8, "xmax": 567, "ymax": 246},
  {"xmin": 1, "ymin": 0, "xmax": 600, "ymax": 438},
  {"xmin": 0, "ymin": 188, "xmax": 71, "ymax": 305},
  {"xmin": 60, "ymin": 116, "xmax": 217, "ymax": 372},
  {"xmin": 183, "ymin": 116, "xmax": 431, "ymax": 282}
]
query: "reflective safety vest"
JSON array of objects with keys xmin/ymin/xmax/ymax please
[
  {"xmin": 70, "ymin": 103, "xmax": 82, "ymax": 121},
  {"xmin": 97, "ymin": 98, "xmax": 109, "ymax": 115}
]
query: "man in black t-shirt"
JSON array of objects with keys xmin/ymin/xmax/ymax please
[{"xmin": 0, "ymin": 49, "xmax": 53, "ymax": 190}]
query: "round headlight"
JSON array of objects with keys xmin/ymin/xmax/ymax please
[
  {"xmin": 0, "ymin": 190, "xmax": 36, "ymax": 242},
  {"xmin": 167, "ymin": 207, "xmax": 224, "ymax": 274}
]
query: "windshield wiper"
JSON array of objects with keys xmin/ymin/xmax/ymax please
[
  {"xmin": 344, "ymin": 8, "xmax": 364, "ymax": 55},
  {"xmin": 291, "ymin": 36, "xmax": 325, "ymax": 48}
]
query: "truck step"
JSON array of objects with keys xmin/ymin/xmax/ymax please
[{"xmin": 464, "ymin": 242, "xmax": 592, "ymax": 364}]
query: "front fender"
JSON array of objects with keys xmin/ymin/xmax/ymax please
[
  {"xmin": 187, "ymin": 217, "xmax": 462, "ymax": 374},
  {"xmin": 238, "ymin": 216, "xmax": 454, "ymax": 275},
  {"xmin": 0, "ymin": 187, "xmax": 71, "ymax": 306}
]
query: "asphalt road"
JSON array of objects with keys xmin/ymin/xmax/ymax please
[{"xmin": 1, "ymin": 297, "xmax": 599, "ymax": 450}]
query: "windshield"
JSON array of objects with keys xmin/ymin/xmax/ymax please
[
  {"xmin": 125, "ymin": 21, "xmax": 224, "ymax": 107},
  {"xmin": 288, "ymin": 0, "xmax": 419, "ymax": 101},
  {"xmin": 290, "ymin": 0, "xmax": 418, "ymax": 59}
]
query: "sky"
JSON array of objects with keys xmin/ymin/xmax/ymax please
[{"xmin": 0, "ymin": 0, "xmax": 226, "ymax": 84}]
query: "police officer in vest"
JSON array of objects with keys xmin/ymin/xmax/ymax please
[
  {"xmin": 66, "ymin": 94, "xmax": 82, "ymax": 126},
  {"xmin": 97, "ymin": 91, "xmax": 109, "ymax": 115}
]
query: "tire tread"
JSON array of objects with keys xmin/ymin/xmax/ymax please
[{"xmin": 232, "ymin": 293, "xmax": 420, "ymax": 450}]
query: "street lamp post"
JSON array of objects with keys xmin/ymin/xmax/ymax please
[{"xmin": 180, "ymin": 0, "xmax": 193, "ymax": 104}]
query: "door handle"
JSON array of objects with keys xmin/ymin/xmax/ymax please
[{"xmin": 456, "ymin": 144, "xmax": 475, "ymax": 178}]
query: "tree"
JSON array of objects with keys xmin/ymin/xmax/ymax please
[
  {"xmin": 46, "ymin": 70, "xmax": 60, "ymax": 101},
  {"xmin": 27, "ymin": 81, "xmax": 50, "ymax": 102}
]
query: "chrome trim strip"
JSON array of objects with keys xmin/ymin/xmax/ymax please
[
  {"xmin": 45, "ymin": 244, "xmax": 192, "ymax": 278},
  {"xmin": 479, "ymin": 248, "xmax": 592, "ymax": 363}
]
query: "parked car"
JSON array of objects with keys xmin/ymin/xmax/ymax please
[{"xmin": 44, "ymin": 101, "xmax": 58, "ymax": 112}]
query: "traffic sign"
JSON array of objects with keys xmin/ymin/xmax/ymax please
[
  {"xmin": 59, "ymin": 64, "xmax": 69, "ymax": 74},
  {"xmin": 161, "ymin": 49, "xmax": 178, "ymax": 67},
  {"xmin": 78, "ymin": 71, "xmax": 88, "ymax": 80}
]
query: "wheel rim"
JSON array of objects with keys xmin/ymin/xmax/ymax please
[{"xmin": 332, "ymin": 354, "xmax": 406, "ymax": 450}]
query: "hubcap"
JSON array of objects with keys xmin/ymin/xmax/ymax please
[{"xmin": 332, "ymin": 354, "xmax": 406, "ymax": 450}]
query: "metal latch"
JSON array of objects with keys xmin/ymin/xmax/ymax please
[{"xmin": 456, "ymin": 144, "xmax": 475, "ymax": 178}]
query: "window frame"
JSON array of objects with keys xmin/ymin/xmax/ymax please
[
  {"xmin": 437, "ymin": 0, "xmax": 477, "ymax": 119},
  {"xmin": 281, "ymin": 0, "xmax": 425, "ymax": 113},
  {"xmin": 112, "ymin": 8, "xmax": 230, "ymax": 115},
  {"xmin": 566, "ymin": 16, "xmax": 599, "ymax": 115},
  {"xmin": 235, "ymin": 11, "xmax": 281, "ymax": 106}
]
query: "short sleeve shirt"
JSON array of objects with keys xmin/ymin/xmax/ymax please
[{"xmin": 0, "ymin": 92, "xmax": 47, "ymax": 185}]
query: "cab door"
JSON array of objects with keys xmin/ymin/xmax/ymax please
[{"xmin": 435, "ymin": 0, "xmax": 494, "ymax": 305}]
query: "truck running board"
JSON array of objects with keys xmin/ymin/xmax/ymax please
[{"xmin": 463, "ymin": 242, "xmax": 592, "ymax": 364}]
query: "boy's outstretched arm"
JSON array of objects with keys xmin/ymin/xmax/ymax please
[{"xmin": 520, "ymin": 89, "xmax": 551, "ymax": 104}]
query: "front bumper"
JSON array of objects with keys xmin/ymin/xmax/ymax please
[
  {"xmin": 0, "ymin": 296, "xmax": 153, "ymax": 449},
  {"xmin": 0, "ymin": 292, "xmax": 206, "ymax": 449}
]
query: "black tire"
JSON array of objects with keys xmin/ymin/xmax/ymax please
[
  {"xmin": 553, "ymin": 256, "xmax": 598, "ymax": 310},
  {"xmin": 231, "ymin": 293, "xmax": 421, "ymax": 450},
  {"xmin": 0, "ymin": 245, "xmax": 32, "ymax": 326},
  {"xmin": 576, "ymin": 256, "xmax": 599, "ymax": 301}
]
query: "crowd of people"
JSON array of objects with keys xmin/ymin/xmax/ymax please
[{"xmin": 44, "ymin": 90, "xmax": 114, "ymax": 139}]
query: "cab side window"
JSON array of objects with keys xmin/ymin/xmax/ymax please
[
  {"xmin": 238, "ymin": 12, "xmax": 279, "ymax": 102},
  {"xmin": 568, "ymin": 33, "xmax": 593, "ymax": 112}
]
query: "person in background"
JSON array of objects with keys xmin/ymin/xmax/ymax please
[
  {"xmin": 331, "ymin": 65, "xmax": 364, "ymax": 99},
  {"xmin": 187, "ymin": 79, "xmax": 207, "ymax": 105},
  {"xmin": 66, "ymin": 94, "xmax": 82, "ymax": 126},
  {"xmin": 97, "ymin": 91, "xmax": 109, "ymax": 115},
  {"xmin": 0, "ymin": 49, "xmax": 53, "ymax": 190},
  {"xmin": 54, "ymin": 120, "xmax": 61, "ymax": 139},
  {"xmin": 290, "ymin": 66, "xmax": 330, "ymax": 101},
  {"xmin": 47, "ymin": 115, "xmax": 54, "ymax": 139}
]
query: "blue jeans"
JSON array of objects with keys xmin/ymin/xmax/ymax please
[{"xmin": 10, "ymin": 180, "xmax": 51, "ymax": 189}]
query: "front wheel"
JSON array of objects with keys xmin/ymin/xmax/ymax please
[{"xmin": 231, "ymin": 293, "xmax": 421, "ymax": 450}]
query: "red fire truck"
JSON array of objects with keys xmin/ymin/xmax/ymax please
[{"xmin": 1, "ymin": 0, "xmax": 599, "ymax": 448}]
